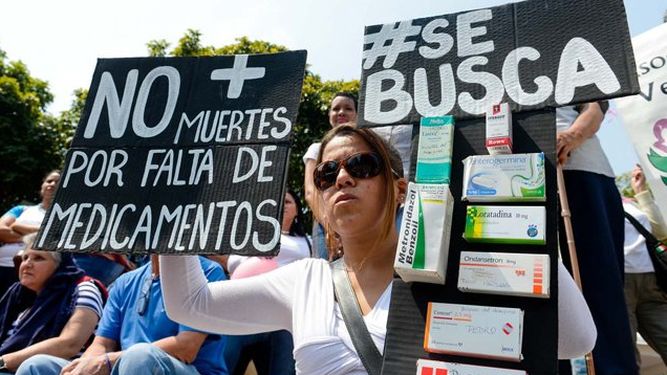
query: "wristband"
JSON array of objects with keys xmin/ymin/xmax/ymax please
[{"xmin": 104, "ymin": 353, "xmax": 112, "ymax": 372}]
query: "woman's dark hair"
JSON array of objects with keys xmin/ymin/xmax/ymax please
[
  {"xmin": 287, "ymin": 189, "xmax": 307, "ymax": 237},
  {"xmin": 43, "ymin": 170, "xmax": 61, "ymax": 182},
  {"xmin": 328, "ymin": 92, "xmax": 358, "ymax": 112},
  {"xmin": 286, "ymin": 189, "xmax": 313, "ymax": 256}
]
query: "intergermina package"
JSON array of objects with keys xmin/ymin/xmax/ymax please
[{"xmin": 462, "ymin": 153, "xmax": 545, "ymax": 202}]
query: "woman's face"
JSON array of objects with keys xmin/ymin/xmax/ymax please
[
  {"xmin": 19, "ymin": 249, "xmax": 58, "ymax": 293},
  {"xmin": 282, "ymin": 192, "xmax": 298, "ymax": 232},
  {"xmin": 328, "ymin": 96, "xmax": 357, "ymax": 127},
  {"xmin": 319, "ymin": 134, "xmax": 386, "ymax": 238},
  {"xmin": 40, "ymin": 172, "xmax": 61, "ymax": 201}
]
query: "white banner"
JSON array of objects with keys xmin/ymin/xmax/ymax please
[{"xmin": 615, "ymin": 23, "xmax": 667, "ymax": 219}]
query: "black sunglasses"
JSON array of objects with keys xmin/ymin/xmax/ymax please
[{"xmin": 313, "ymin": 152, "xmax": 385, "ymax": 191}]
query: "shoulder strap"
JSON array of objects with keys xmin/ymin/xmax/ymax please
[
  {"xmin": 330, "ymin": 259, "xmax": 383, "ymax": 375},
  {"xmin": 624, "ymin": 211, "xmax": 659, "ymax": 246}
]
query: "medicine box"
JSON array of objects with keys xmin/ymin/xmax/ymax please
[
  {"xmin": 486, "ymin": 103, "xmax": 513, "ymax": 155},
  {"xmin": 458, "ymin": 251, "xmax": 550, "ymax": 298},
  {"xmin": 462, "ymin": 153, "xmax": 545, "ymax": 202},
  {"xmin": 424, "ymin": 302, "xmax": 524, "ymax": 361},
  {"xmin": 415, "ymin": 116, "xmax": 455, "ymax": 184},
  {"xmin": 463, "ymin": 205, "xmax": 546, "ymax": 244},
  {"xmin": 394, "ymin": 183, "xmax": 454, "ymax": 284},
  {"xmin": 417, "ymin": 359, "xmax": 527, "ymax": 375}
]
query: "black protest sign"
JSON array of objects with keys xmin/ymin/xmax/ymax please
[
  {"xmin": 358, "ymin": 0, "xmax": 639, "ymax": 127},
  {"xmin": 36, "ymin": 51, "xmax": 307, "ymax": 255}
]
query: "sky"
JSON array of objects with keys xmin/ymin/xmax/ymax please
[{"xmin": 1, "ymin": 0, "xmax": 664, "ymax": 175}]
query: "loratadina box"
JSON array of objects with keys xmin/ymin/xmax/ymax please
[
  {"xmin": 463, "ymin": 205, "xmax": 546, "ymax": 244},
  {"xmin": 424, "ymin": 302, "xmax": 524, "ymax": 361}
]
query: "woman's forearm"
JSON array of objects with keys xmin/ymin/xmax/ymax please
[
  {"xmin": 10, "ymin": 222, "xmax": 41, "ymax": 235},
  {"xmin": 159, "ymin": 255, "xmax": 293, "ymax": 335}
]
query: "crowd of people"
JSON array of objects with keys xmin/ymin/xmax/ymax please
[{"xmin": 0, "ymin": 92, "xmax": 665, "ymax": 375}]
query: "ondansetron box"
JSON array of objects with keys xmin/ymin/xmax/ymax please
[
  {"xmin": 424, "ymin": 302, "xmax": 524, "ymax": 362},
  {"xmin": 458, "ymin": 251, "xmax": 550, "ymax": 298}
]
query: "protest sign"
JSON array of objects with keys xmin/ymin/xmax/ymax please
[
  {"xmin": 357, "ymin": 0, "xmax": 639, "ymax": 127},
  {"xmin": 35, "ymin": 51, "xmax": 307, "ymax": 255},
  {"xmin": 615, "ymin": 23, "xmax": 667, "ymax": 219}
]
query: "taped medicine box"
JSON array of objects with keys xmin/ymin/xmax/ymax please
[
  {"xmin": 458, "ymin": 251, "xmax": 550, "ymax": 298},
  {"xmin": 415, "ymin": 116, "xmax": 455, "ymax": 184},
  {"xmin": 486, "ymin": 103, "xmax": 513, "ymax": 155},
  {"xmin": 424, "ymin": 302, "xmax": 524, "ymax": 362},
  {"xmin": 417, "ymin": 358, "xmax": 527, "ymax": 375},
  {"xmin": 463, "ymin": 206, "xmax": 546, "ymax": 245},
  {"xmin": 394, "ymin": 183, "xmax": 454, "ymax": 284},
  {"xmin": 462, "ymin": 153, "xmax": 545, "ymax": 202}
]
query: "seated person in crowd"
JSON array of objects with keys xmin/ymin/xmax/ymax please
[
  {"xmin": 0, "ymin": 170, "xmax": 61, "ymax": 296},
  {"xmin": 16, "ymin": 254, "xmax": 227, "ymax": 375},
  {"xmin": 0, "ymin": 233, "xmax": 103, "ymax": 374}
]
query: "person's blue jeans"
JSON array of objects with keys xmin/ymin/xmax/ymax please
[
  {"xmin": 73, "ymin": 254, "xmax": 125, "ymax": 286},
  {"xmin": 224, "ymin": 330, "xmax": 294, "ymax": 375},
  {"xmin": 312, "ymin": 222, "xmax": 328, "ymax": 260},
  {"xmin": 16, "ymin": 344, "xmax": 200, "ymax": 375},
  {"xmin": 15, "ymin": 354, "xmax": 69, "ymax": 375},
  {"xmin": 113, "ymin": 343, "xmax": 199, "ymax": 375}
]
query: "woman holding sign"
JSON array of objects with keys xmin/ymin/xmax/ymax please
[{"xmin": 161, "ymin": 126, "xmax": 597, "ymax": 373}]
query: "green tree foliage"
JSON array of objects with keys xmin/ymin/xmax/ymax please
[
  {"xmin": 0, "ymin": 48, "xmax": 63, "ymax": 210},
  {"xmin": 44, "ymin": 88, "xmax": 88, "ymax": 159},
  {"xmin": 146, "ymin": 30, "xmax": 360, "ymax": 209},
  {"xmin": 615, "ymin": 169, "xmax": 639, "ymax": 199}
]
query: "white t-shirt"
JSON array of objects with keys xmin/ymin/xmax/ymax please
[
  {"xmin": 556, "ymin": 106, "xmax": 614, "ymax": 177},
  {"xmin": 371, "ymin": 125, "xmax": 413, "ymax": 177},
  {"xmin": 0, "ymin": 205, "xmax": 46, "ymax": 267},
  {"xmin": 623, "ymin": 202, "xmax": 655, "ymax": 273},
  {"xmin": 302, "ymin": 143, "xmax": 321, "ymax": 164},
  {"xmin": 160, "ymin": 256, "xmax": 596, "ymax": 373},
  {"xmin": 623, "ymin": 191, "xmax": 667, "ymax": 273}
]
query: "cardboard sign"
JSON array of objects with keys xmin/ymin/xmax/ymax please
[
  {"xmin": 615, "ymin": 23, "xmax": 667, "ymax": 220},
  {"xmin": 358, "ymin": 0, "xmax": 639, "ymax": 127},
  {"xmin": 36, "ymin": 52, "xmax": 307, "ymax": 255}
]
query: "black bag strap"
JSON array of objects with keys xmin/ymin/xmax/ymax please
[
  {"xmin": 624, "ymin": 211, "xmax": 660, "ymax": 247},
  {"xmin": 330, "ymin": 258, "xmax": 383, "ymax": 375}
]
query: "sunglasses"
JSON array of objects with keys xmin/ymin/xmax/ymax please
[{"xmin": 313, "ymin": 152, "xmax": 385, "ymax": 191}]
